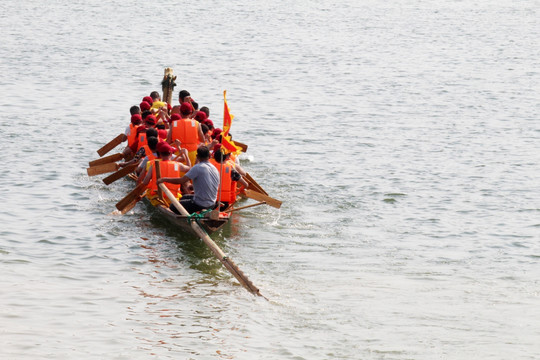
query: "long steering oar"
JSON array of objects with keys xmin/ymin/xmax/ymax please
[
  {"xmin": 97, "ymin": 133, "xmax": 125, "ymax": 157},
  {"xmin": 103, "ymin": 163, "xmax": 138, "ymax": 185},
  {"xmin": 159, "ymin": 183, "xmax": 266, "ymax": 298}
]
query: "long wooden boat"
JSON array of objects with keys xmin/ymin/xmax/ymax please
[{"xmin": 88, "ymin": 68, "xmax": 282, "ymax": 296}]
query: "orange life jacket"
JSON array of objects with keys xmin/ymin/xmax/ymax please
[
  {"xmin": 147, "ymin": 160, "xmax": 182, "ymax": 197},
  {"xmin": 142, "ymin": 145, "xmax": 157, "ymax": 162},
  {"xmin": 210, "ymin": 159, "xmax": 235, "ymax": 204},
  {"xmin": 127, "ymin": 123, "xmax": 140, "ymax": 148},
  {"xmin": 170, "ymin": 118, "xmax": 199, "ymax": 151},
  {"xmin": 136, "ymin": 131, "xmax": 148, "ymax": 151},
  {"xmin": 227, "ymin": 159, "xmax": 239, "ymax": 203}
]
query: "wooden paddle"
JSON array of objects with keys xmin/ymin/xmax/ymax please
[
  {"xmin": 234, "ymin": 141, "xmax": 248, "ymax": 153},
  {"xmin": 244, "ymin": 172, "xmax": 268, "ymax": 195},
  {"xmin": 224, "ymin": 201, "xmax": 266, "ymax": 213},
  {"xmin": 115, "ymin": 183, "xmax": 146, "ymax": 212},
  {"xmin": 89, "ymin": 152, "xmax": 124, "ymax": 167},
  {"xmin": 120, "ymin": 198, "xmax": 140, "ymax": 215},
  {"xmin": 97, "ymin": 133, "xmax": 125, "ymax": 157},
  {"xmin": 154, "ymin": 159, "xmax": 163, "ymax": 202},
  {"xmin": 243, "ymin": 189, "xmax": 282, "ymax": 209},
  {"xmin": 87, "ymin": 162, "xmax": 118, "ymax": 176},
  {"xmin": 102, "ymin": 163, "xmax": 138, "ymax": 185},
  {"xmin": 159, "ymin": 183, "xmax": 266, "ymax": 298}
]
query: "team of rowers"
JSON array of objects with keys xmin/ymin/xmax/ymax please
[{"xmin": 119, "ymin": 89, "xmax": 249, "ymax": 214}]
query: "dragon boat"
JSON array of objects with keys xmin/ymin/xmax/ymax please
[{"xmin": 87, "ymin": 68, "xmax": 281, "ymax": 296}]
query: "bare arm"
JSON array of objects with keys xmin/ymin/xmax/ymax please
[
  {"xmin": 179, "ymin": 163, "xmax": 191, "ymax": 173},
  {"xmin": 197, "ymin": 124, "xmax": 205, "ymax": 144},
  {"xmin": 233, "ymin": 163, "xmax": 246, "ymax": 176},
  {"xmin": 141, "ymin": 163, "xmax": 153, "ymax": 186},
  {"xmin": 159, "ymin": 107, "xmax": 170, "ymax": 124},
  {"xmin": 181, "ymin": 148, "xmax": 191, "ymax": 167},
  {"xmin": 238, "ymin": 176, "xmax": 249, "ymax": 188},
  {"xmin": 158, "ymin": 175, "xmax": 190, "ymax": 185}
]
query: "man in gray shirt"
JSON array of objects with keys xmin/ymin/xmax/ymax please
[{"xmin": 158, "ymin": 146, "xmax": 219, "ymax": 214}]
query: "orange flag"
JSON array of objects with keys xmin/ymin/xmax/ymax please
[{"xmin": 222, "ymin": 90, "xmax": 234, "ymax": 137}]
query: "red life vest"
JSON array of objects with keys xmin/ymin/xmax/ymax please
[
  {"xmin": 147, "ymin": 160, "xmax": 182, "ymax": 197},
  {"xmin": 210, "ymin": 159, "xmax": 235, "ymax": 204},
  {"xmin": 170, "ymin": 118, "xmax": 199, "ymax": 151}
]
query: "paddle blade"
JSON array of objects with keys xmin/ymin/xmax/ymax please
[
  {"xmin": 102, "ymin": 163, "xmax": 138, "ymax": 185},
  {"xmin": 120, "ymin": 198, "xmax": 139, "ymax": 214},
  {"xmin": 89, "ymin": 153, "xmax": 124, "ymax": 167},
  {"xmin": 97, "ymin": 133, "xmax": 125, "ymax": 157},
  {"xmin": 234, "ymin": 141, "xmax": 248, "ymax": 153},
  {"xmin": 115, "ymin": 183, "xmax": 146, "ymax": 212},
  {"xmin": 243, "ymin": 189, "xmax": 282, "ymax": 209},
  {"xmin": 87, "ymin": 162, "xmax": 118, "ymax": 176}
]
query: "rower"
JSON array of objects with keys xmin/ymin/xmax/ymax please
[
  {"xmin": 128, "ymin": 115, "xmax": 158, "ymax": 155},
  {"xmin": 142, "ymin": 141, "xmax": 189, "ymax": 206},
  {"xmin": 149, "ymin": 91, "xmax": 170, "ymax": 123},
  {"xmin": 156, "ymin": 120, "xmax": 168, "ymax": 141},
  {"xmin": 194, "ymin": 111, "xmax": 207, "ymax": 123},
  {"xmin": 135, "ymin": 136, "xmax": 159, "ymax": 177},
  {"xmin": 167, "ymin": 102, "xmax": 205, "ymax": 167},
  {"xmin": 210, "ymin": 145, "xmax": 248, "ymax": 211},
  {"xmin": 122, "ymin": 113, "xmax": 143, "ymax": 159},
  {"xmin": 142, "ymin": 95, "xmax": 153, "ymax": 105},
  {"xmin": 200, "ymin": 123, "xmax": 212, "ymax": 146},
  {"xmin": 190, "ymin": 101, "xmax": 199, "ymax": 117},
  {"xmin": 170, "ymin": 90, "xmax": 192, "ymax": 115},
  {"xmin": 118, "ymin": 128, "xmax": 158, "ymax": 170},
  {"xmin": 158, "ymin": 146, "xmax": 219, "ymax": 214},
  {"xmin": 202, "ymin": 118, "xmax": 214, "ymax": 132},
  {"xmin": 140, "ymin": 100, "xmax": 151, "ymax": 113},
  {"xmin": 199, "ymin": 106, "xmax": 210, "ymax": 119}
]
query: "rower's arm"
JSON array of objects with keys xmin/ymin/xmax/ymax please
[
  {"xmin": 178, "ymin": 163, "xmax": 191, "ymax": 173},
  {"xmin": 238, "ymin": 176, "xmax": 249, "ymax": 189},
  {"xmin": 234, "ymin": 163, "xmax": 246, "ymax": 176},
  {"xmin": 159, "ymin": 175, "xmax": 190, "ymax": 185},
  {"xmin": 182, "ymin": 148, "xmax": 191, "ymax": 167},
  {"xmin": 197, "ymin": 124, "xmax": 205, "ymax": 144},
  {"xmin": 166, "ymin": 127, "xmax": 172, "ymax": 144},
  {"xmin": 141, "ymin": 164, "xmax": 153, "ymax": 186}
]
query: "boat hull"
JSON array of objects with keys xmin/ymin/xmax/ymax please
[{"xmin": 145, "ymin": 198, "xmax": 229, "ymax": 236}]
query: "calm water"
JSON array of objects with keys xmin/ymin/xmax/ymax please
[{"xmin": 1, "ymin": 0, "xmax": 539, "ymax": 359}]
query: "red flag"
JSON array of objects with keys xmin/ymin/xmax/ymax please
[{"xmin": 222, "ymin": 90, "xmax": 234, "ymax": 137}]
